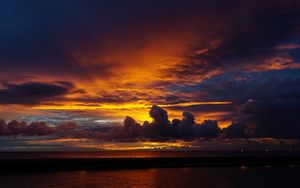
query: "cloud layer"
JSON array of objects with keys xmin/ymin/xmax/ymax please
[
  {"xmin": 0, "ymin": 81, "xmax": 75, "ymax": 105},
  {"xmin": 1, "ymin": 103, "xmax": 300, "ymax": 141},
  {"xmin": 0, "ymin": 0, "xmax": 300, "ymax": 139}
]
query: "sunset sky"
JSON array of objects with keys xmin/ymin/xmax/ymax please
[{"xmin": 1, "ymin": 0, "xmax": 300, "ymax": 146}]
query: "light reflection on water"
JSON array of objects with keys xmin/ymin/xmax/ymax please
[
  {"xmin": 0, "ymin": 166, "xmax": 299, "ymax": 188},
  {"xmin": 1, "ymin": 150, "xmax": 299, "ymax": 159}
]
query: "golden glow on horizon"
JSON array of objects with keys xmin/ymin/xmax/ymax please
[
  {"xmin": 30, "ymin": 101, "xmax": 233, "ymax": 127},
  {"xmin": 33, "ymin": 101, "xmax": 232, "ymax": 110},
  {"xmin": 1, "ymin": 18, "xmax": 277, "ymax": 131},
  {"xmin": 24, "ymin": 137, "xmax": 300, "ymax": 151},
  {"xmin": 26, "ymin": 138, "xmax": 194, "ymax": 150}
]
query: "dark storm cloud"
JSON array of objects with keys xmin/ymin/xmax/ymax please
[
  {"xmin": 0, "ymin": 0, "xmax": 151, "ymax": 76},
  {"xmin": 149, "ymin": 105, "xmax": 170, "ymax": 128},
  {"xmin": 0, "ymin": 119, "xmax": 92, "ymax": 137},
  {"xmin": 0, "ymin": 120, "xmax": 55, "ymax": 136},
  {"xmin": 0, "ymin": 0, "xmax": 173, "ymax": 75},
  {"xmin": 1, "ymin": 0, "xmax": 299, "ymax": 77},
  {"xmin": 0, "ymin": 118, "xmax": 116, "ymax": 139},
  {"xmin": 114, "ymin": 105, "xmax": 221, "ymax": 139},
  {"xmin": 178, "ymin": 0, "xmax": 300, "ymax": 77},
  {"xmin": 0, "ymin": 0, "xmax": 83, "ymax": 74},
  {"xmin": 222, "ymin": 123, "xmax": 247, "ymax": 138},
  {"xmin": 176, "ymin": 69, "xmax": 300, "ymax": 104},
  {"xmin": 236, "ymin": 99, "xmax": 300, "ymax": 139},
  {"xmin": 166, "ymin": 104, "xmax": 235, "ymax": 113},
  {"xmin": 1, "ymin": 102, "xmax": 299, "ymax": 139},
  {"xmin": 171, "ymin": 68, "xmax": 300, "ymax": 139},
  {"xmin": 216, "ymin": 70, "xmax": 300, "ymax": 138},
  {"xmin": 0, "ymin": 81, "xmax": 74, "ymax": 105}
]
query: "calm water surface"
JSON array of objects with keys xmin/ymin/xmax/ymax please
[
  {"xmin": 0, "ymin": 151, "xmax": 299, "ymax": 188},
  {"xmin": 0, "ymin": 166, "xmax": 299, "ymax": 188}
]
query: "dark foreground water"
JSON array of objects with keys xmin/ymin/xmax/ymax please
[
  {"xmin": 0, "ymin": 166, "xmax": 299, "ymax": 188},
  {"xmin": 0, "ymin": 151, "xmax": 299, "ymax": 187}
]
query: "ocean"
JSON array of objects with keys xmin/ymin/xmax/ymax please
[
  {"xmin": 0, "ymin": 151, "xmax": 299, "ymax": 188},
  {"xmin": 0, "ymin": 166, "xmax": 299, "ymax": 188}
]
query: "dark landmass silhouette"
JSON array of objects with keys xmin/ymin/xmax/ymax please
[{"xmin": 0, "ymin": 150, "xmax": 300, "ymax": 171}]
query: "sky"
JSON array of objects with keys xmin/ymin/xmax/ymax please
[{"xmin": 1, "ymin": 0, "xmax": 300, "ymax": 149}]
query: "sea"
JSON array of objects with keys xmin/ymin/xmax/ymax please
[{"xmin": 0, "ymin": 151, "xmax": 299, "ymax": 188}]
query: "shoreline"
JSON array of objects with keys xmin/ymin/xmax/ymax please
[{"xmin": 0, "ymin": 156, "xmax": 299, "ymax": 171}]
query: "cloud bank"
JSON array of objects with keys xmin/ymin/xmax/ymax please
[{"xmin": 1, "ymin": 104, "xmax": 299, "ymax": 140}]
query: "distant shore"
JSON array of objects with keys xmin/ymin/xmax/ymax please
[{"xmin": 0, "ymin": 151, "xmax": 299, "ymax": 171}]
